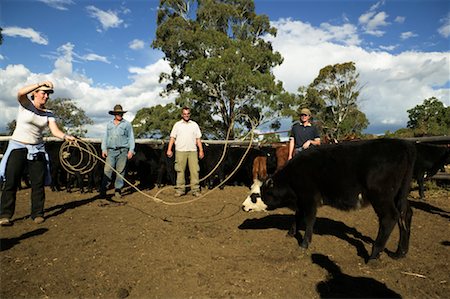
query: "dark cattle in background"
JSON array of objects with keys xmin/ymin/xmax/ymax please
[
  {"xmin": 201, "ymin": 145, "xmax": 267, "ymax": 189},
  {"xmin": 224, "ymin": 147, "xmax": 267, "ymax": 188},
  {"xmin": 413, "ymin": 142, "xmax": 450, "ymax": 199},
  {"xmin": 86, "ymin": 142, "xmax": 103, "ymax": 193},
  {"xmin": 258, "ymin": 146, "xmax": 277, "ymax": 175},
  {"xmin": 128, "ymin": 143, "xmax": 162, "ymax": 189},
  {"xmin": 242, "ymin": 139, "xmax": 416, "ymax": 262},
  {"xmin": 48, "ymin": 141, "xmax": 102, "ymax": 193},
  {"xmin": 201, "ymin": 143, "xmax": 226, "ymax": 189},
  {"xmin": 46, "ymin": 141, "xmax": 67, "ymax": 192},
  {"xmin": 156, "ymin": 143, "xmax": 176, "ymax": 187}
]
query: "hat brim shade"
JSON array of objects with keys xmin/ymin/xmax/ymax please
[
  {"xmin": 36, "ymin": 87, "xmax": 54, "ymax": 94},
  {"xmin": 109, "ymin": 111, "xmax": 127, "ymax": 115}
]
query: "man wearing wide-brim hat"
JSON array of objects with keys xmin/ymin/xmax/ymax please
[
  {"xmin": 288, "ymin": 107, "xmax": 321, "ymax": 160},
  {"xmin": 99, "ymin": 104, "xmax": 135, "ymax": 200}
]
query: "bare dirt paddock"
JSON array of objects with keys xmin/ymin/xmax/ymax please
[{"xmin": 1, "ymin": 185, "xmax": 449, "ymax": 298}]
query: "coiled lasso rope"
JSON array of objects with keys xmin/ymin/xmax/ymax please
[
  {"xmin": 59, "ymin": 115, "xmax": 258, "ymax": 206},
  {"xmin": 59, "ymin": 139, "xmax": 98, "ymax": 175}
]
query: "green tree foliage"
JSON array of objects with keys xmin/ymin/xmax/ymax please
[
  {"xmin": 132, "ymin": 103, "xmax": 180, "ymax": 138},
  {"xmin": 297, "ymin": 62, "xmax": 369, "ymax": 140},
  {"xmin": 45, "ymin": 98, "xmax": 93, "ymax": 137},
  {"xmin": 406, "ymin": 97, "xmax": 450, "ymax": 136},
  {"xmin": 152, "ymin": 0, "xmax": 284, "ymax": 138},
  {"xmin": 0, "ymin": 27, "xmax": 3, "ymax": 45}
]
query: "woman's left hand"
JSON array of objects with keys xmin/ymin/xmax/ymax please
[{"xmin": 64, "ymin": 134, "xmax": 76, "ymax": 142}]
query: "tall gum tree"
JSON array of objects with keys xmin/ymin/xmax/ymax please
[
  {"xmin": 308, "ymin": 62, "xmax": 368, "ymax": 140},
  {"xmin": 152, "ymin": 0, "xmax": 284, "ymax": 138}
]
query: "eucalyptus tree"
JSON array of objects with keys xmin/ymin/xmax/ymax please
[
  {"xmin": 406, "ymin": 97, "xmax": 450, "ymax": 136},
  {"xmin": 132, "ymin": 103, "xmax": 180, "ymax": 138},
  {"xmin": 307, "ymin": 61, "xmax": 368, "ymax": 139},
  {"xmin": 45, "ymin": 98, "xmax": 93, "ymax": 137},
  {"xmin": 152, "ymin": 0, "xmax": 284, "ymax": 138}
]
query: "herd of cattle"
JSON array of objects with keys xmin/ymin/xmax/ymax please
[
  {"xmin": 0, "ymin": 137, "xmax": 449, "ymax": 261},
  {"xmin": 0, "ymin": 138, "xmax": 448, "ymax": 198}
]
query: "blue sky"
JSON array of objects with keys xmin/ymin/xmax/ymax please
[{"xmin": 1, "ymin": 0, "xmax": 449, "ymax": 138}]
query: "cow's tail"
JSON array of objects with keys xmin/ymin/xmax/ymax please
[
  {"xmin": 395, "ymin": 143, "xmax": 416, "ymax": 212},
  {"xmin": 393, "ymin": 142, "xmax": 416, "ymax": 257}
]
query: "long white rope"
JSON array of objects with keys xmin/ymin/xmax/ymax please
[{"xmin": 59, "ymin": 116, "xmax": 257, "ymax": 206}]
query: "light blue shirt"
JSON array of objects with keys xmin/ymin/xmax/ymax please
[{"xmin": 101, "ymin": 119, "xmax": 135, "ymax": 153}]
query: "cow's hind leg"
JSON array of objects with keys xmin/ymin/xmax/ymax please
[
  {"xmin": 369, "ymin": 201, "xmax": 399, "ymax": 261},
  {"xmin": 392, "ymin": 202, "xmax": 413, "ymax": 259}
]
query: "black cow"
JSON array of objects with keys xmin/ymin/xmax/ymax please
[
  {"xmin": 414, "ymin": 142, "xmax": 450, "ymax": 199},
  {"xmin": 200, "ymin": 143, "xmax": 227, "ymax": 189},
  {"xmin": 127, "ymin": 143, "xmax": 162, "ymax": 189},
  {"xmin": 156, "ymin": 143, "xmax": 176, "ymax": 187},
  {"xmin": 242, "ymin": 139, "xmax": 416, "ymax": 262},
  {"xmin": 46, "ymin": 141, "xmax": 67, "ymax": 192}
]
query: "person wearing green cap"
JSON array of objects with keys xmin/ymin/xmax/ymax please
[{"xmin": 288, "ymin": 107, "xmax": 321, "ymax": 160}]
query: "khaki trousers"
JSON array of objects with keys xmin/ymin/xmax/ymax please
[{"xmin": 174, "ymin": 151, "xmax": 200, "ymax": 193}]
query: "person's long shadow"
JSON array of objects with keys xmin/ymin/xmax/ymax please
[
  {"xmin": 239, "ymin": 215, "xmax": 373, "ymax": 260},
  {"xmin": 43, "ymin": 194, "xmax": 101, "ymax": 219},
  {"xmin": 0, "ymin": 228, "xmax": 48, "ymax": 251},
  {"xmin": 409, "ymin": 199, "xmax": 450, "ymax": 220},
  {"xmin": 12, "ymin": 193, "xmax": 123, "ymax": 223},
  {"xmin": 312, "ymin": 253, "xmax": 401, "ymax": 298}
]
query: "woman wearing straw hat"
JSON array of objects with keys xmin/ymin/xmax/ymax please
[
  {"xmin": 288, "ymin": 107, "xmax": 321, "ymax": 160},
  {"xmin": 0, "ymin": 81, "xmax": 75, "ymax": 226},
  {"xmin": 99, "ymin": 104, "xmax": 135, "ymax": 200}
]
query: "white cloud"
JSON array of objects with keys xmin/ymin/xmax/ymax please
[
  {"xmin": 394, "ymin": 16, "xmax": 405, "ymax": 24},
  {"xmin": 0, "ymin": 54, "xmax": 4, "ymax": 60},
  {"xmin": 86, "ymin": 5, "xmax": 124, "ymax": 32},
  {"xmin": 1, "ymin": 16, "xmax": 448, "ymax": 136},
  {"xmin": 38, "ymin": 0, "xmax": 74, "ymax": 10},
  {"xmin": 359, "ymin": 11, "xmax": 390, "ymax": 37},
  {"xmin": 129, "ymin": 39, "xmax": 145, "ymax": 50},
  {"xmin": 3, "ymin": 26, "xmax": 48, "ymax": 45},
  {"xmin": 379, "ymin": 44, "xmax": 398, "ymax": 51},
  {"xmin": 0, "ymin": 42, "xmax": 173, "ymax": 136},
  {"xmin": 268, "ymin": 18, "xmax": 449, "ymax": 133},
  {"xmin": 82, "ymin": 53, "xmax": 110, "ymax": 64},
  {"xmin": 400, "ymin": 31, "xmax": 417, "ymax": 40},
  {"xmin": 369, "ymin": 0, "xmax": 385, "ymax": 12},
  {"xmin": 438, "ymin": 13, "xmax": 450, "ymax": 38},
  {"xmin": 358, "ymin": 1, "xmax": 390, "ymax": 37}
]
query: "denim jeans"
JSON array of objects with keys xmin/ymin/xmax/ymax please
[{"xmin": 101, "ymin": 148, "xmax": 128, "ymax": 192}]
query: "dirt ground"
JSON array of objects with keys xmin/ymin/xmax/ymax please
[{"xmin": 1, "ymin": 183, "xmax": 449, "ymax": 299}]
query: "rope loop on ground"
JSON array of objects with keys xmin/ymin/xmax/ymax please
[{"xmin": 58, "ymin": 114, "xmax": 257, "ymax": 206}]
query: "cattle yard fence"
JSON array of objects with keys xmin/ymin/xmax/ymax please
[{"xmin": 1, "ymin": 135, "xmax": 449, "ymax": 181}]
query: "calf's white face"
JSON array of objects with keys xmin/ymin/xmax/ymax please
[{"xmin": 242, "ymin": 179, "xmax": 268, "ymax": 212}]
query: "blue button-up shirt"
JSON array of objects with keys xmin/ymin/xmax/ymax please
[{"xmin": 101, "ymin": 119, "xmax": 135, "ymax": 154}]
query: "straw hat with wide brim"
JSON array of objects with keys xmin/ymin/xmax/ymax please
[{"xmin": 109, "ymin": 104, "xmax": 127, "ymax": 115}]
